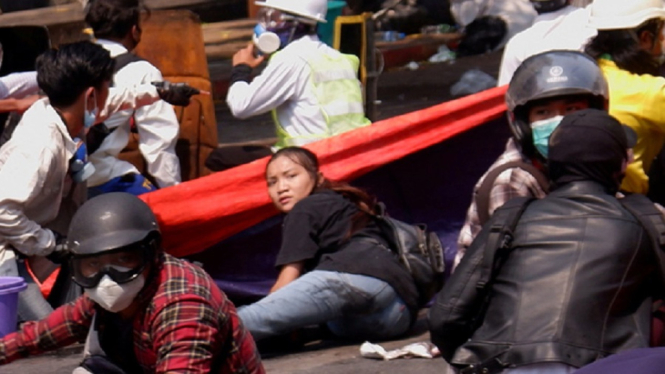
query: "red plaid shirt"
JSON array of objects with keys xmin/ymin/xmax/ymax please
[{"xmin": 0, "ymin": 254, "xmax": 265, "ymax": 374}]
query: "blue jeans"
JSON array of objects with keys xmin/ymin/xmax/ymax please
[
  {"xmin": 238, "ymin": 270, "xmax": 412, "ymax": 341},
  {"xmin": 88, "ymin": 173, "xmax": 157, "ymax": 198}
]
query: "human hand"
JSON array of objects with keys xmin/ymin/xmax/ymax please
[
  {"xmin": 152, "ymin": 81, "xmax": 205, "ymax": 106},
  {"xmin": 46, "ymin": 230, "xmax": 70, "ymax": 265},
  {"xmin": 232, "ymin": 44, "xmax": 265, "ymax": 68}
]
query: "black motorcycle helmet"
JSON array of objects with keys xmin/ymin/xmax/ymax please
[
  {"xmin": 506, "ymin": 50, "xmax": 609, "ymax": 159},
  {"xmin": 67, "ymin": 192, "xmax": 161, "ymax": 288},
  {"xmin": 530, "ymin": 0, "xmax": 568, "ymax": 14}
]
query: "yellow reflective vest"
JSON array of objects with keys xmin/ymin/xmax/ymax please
[{"xmin": 272, "ymin": 49, "xmax": 371, "ymax": 149}]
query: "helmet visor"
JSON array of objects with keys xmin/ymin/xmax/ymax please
[
  {"xmin": 70, "ymin": 244, "xmax": 152, "ymax": 288},
  {"xmin": 256, "ymin": 7, "xmax": 294, "ymax": 28}
]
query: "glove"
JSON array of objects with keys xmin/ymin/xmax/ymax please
[
  {"xmin": 47, "ymin": 230, "xmax": 70, "ymax": 265},
  {"xmin": 152, "ymin": 81, "xmax": 200, "ymax": 106}
]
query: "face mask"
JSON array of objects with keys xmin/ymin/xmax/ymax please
[
  {"xmin": 84, "ymin": 273, "xmax": 145, "ymax": 313},
  {"xmin": 83, "ymin": 90, "xmax": 98, "ymax": 130},
  {"xmin": 531, "ymin": 115, "xmax": 564, "ymax": 158}
]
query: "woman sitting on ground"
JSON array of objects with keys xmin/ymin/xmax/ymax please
[{"xmin": 237, "ymin": 146, "xmax": 418, "ymax": 342}]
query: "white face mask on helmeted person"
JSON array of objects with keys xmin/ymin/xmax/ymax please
[{"xmin": 85, "ymin": 272, "xmax": 145, "ymax": 313}]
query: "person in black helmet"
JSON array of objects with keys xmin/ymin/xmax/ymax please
[
  {"xmin": 455, "ymin": 50, "xmax": 609, "ymax": 270},
  {"xmin": 0, "ymin": 192, "xmax": 265, "ymax": 374},
  {"xmin": 430, "ymin": 109, "xmax": 663, "ymax": 374},
  {"xmin": 497, "ymin": 0, "xmax": 596, "ymax": 85}
]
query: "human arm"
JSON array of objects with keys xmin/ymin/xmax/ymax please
[
  {"xmin": 270, "ymin": 262, "xmax": 304, "ymax": 293},
  {"xmin": 226, "ymin": 46, "xmax": 306, "ymax": 119},
  {"xmin": 152, "ymin": 294, "xmax": 264, "ymax": 374},
  {"xmin": 0, "ymin": 72, "xmax": 39, "ymax": 99},
  {"xmin": 0, "ymin": 144, "xmax": 58, "ymax": 256},
  {"xmin": 97, "ymin": 82, "xmax": 201, "ymax": 124},
  {"xmin": 454, "ymin": 165, "xmax": 546, "ymax": 270},
  {"xmin": 0, "ymin": 95, "xmax": 40, "ymax": 113},
  {"xmin": 0, "ymin": 296, "xmax": 94, "ymax": 365},
  {"xmin": 133, "ymin": 66, "xmax": 181, "ymax": 188}
]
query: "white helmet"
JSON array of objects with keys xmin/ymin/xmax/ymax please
[
  {"xmin": 255, "ymin": 0, "xmax": 328, "ymax": 24},
  {"xmin": 590, "ymin": 0, "xmax": 665, "ymax": 30}
]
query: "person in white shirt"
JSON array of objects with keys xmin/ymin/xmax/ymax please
[
  {"xmin": 497, "ymin": 0, "xmax": 597, "ymax": 86},
  {"xmin": 84, "ymin": 0, "xmax": 181, "ymax": 196},
  {"xmin": 0, "ymin": 40, "xmax": 200, "ymax": 323},
  {"xmin": 205, "ymin": 0, "xmax": 372, "ymax": 171},
  {"xmin": 450, "ymin": 0, "xmax": 538, "ymax": 52},
  {"xmin": 0, "ymin": 41, "xmax": 173, "ymax": 322}
]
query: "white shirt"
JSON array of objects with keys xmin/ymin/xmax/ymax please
[
  {"xmin": 227, "ymin": 35, "xmax": 345, "ymax": 141},
  {"xmin": 88, "ymin": 39, "xmax": 181, "ymax": 189},
  {"xmin": 0, "ymin": 85, "xmax": 163, "ymax": 276},
  {"xmin": 0, "ymin": 71, "xmax": 39, "ymax": 99},
  {"xmin": 450, "ymin": 0, "xmax": 537, "ymax": 49},
  {"xmin": 497, "ymin": 5, "xmax": 596, "ymax": 86}
]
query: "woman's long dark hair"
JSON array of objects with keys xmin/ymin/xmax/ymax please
[
  {"xmin": 585, "ymin": 18, "xmax": 663, "ymax": 76},
  {"xmin": 267, "ymin": 147, "xmax": 377, "ymax": 235}
]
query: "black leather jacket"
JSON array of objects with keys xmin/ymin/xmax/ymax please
[{"xmin": 430, "ymin": 181, "xmax": 662, "ymax": 372}]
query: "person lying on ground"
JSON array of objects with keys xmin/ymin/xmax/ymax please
[
  {"xmin": 0, "ymin": 40, "xmax": 200, "ymax": 323},
  {"xmin": 430, "ymin": 109, "xmax": 665, "ymax": 374},
  {"xmin": 237, "ymin": 146, "xmax": 417, "ymax": 343},
  {"xmin": 0, "ymin": 192, "xmax": 265, "ymax": 374},
  {"xmin": 456, "ymin": 50, "xmax": 608, "ymax": 269}
]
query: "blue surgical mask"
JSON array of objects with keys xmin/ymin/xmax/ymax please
[
  {"xmin": 531, "ymin": 115, "xmax": 564, "ymax": 158},
  {"xmin": 83, "ymin": 91, "xmax": 98, "ymax": 129}
]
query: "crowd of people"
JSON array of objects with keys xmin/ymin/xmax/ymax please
[{"xmin": 0, "ymin": 0, "xmax": 665, "ymax": 373}]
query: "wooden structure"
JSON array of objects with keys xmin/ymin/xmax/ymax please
[{"xmin": 0, "ymin": 0, "xmax": 226, "ymax": 45}]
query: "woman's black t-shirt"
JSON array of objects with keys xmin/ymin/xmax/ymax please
[{"xmin": 275, "ymin": 190, "xmax": 419, "ymax": 314}]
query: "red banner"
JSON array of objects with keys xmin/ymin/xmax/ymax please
[{"xmin": 141, "ymin": 86, "xmax": 508, "ymax": 257}]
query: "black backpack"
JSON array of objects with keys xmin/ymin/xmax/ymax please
[{"xmin": 373, "ymin": 203, "xmax": 446, "ymax": 306}]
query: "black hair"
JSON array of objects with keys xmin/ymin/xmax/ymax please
[
  {"xmin": 456, "ymin": 16, "xmax": 507, "ymax": 57},
  {"xmin": 267, "ymin": 147, "xmax": 378, "ymax": 235},
  {"xmin": 84, "ymin": 0, "xmax": 148, "ymax": 39},
  {"xmin": 585, "ymin": 18, "xmax": 663, "ymax": 76},
  {"xmin": 36, "ymin": 41, "xmax": 115, "ymax": 108}
]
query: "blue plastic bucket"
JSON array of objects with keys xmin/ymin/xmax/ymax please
[
  {"xmin": 0, "ymin": 276, "xmax": 27, "ymax": 338},
  {"xmin": 318, "ymin": 1, "xmax": 346, "ymax": 46}
]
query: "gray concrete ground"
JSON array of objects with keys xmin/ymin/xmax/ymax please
[{"xmin": 3, "ymin": 314, "xmax": 452, "ymax": 374}]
